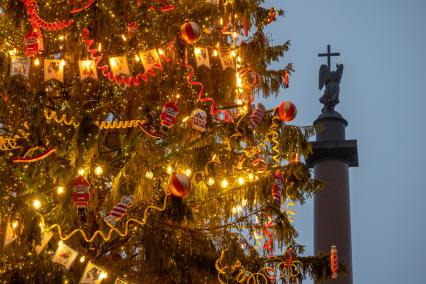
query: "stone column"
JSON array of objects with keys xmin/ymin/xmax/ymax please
[{"xmin": 306, "ymin": 110, "xmax": 358, "ymax": 284}]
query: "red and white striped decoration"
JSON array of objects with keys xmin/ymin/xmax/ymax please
[
  {"xmin": 248, "ymin": 103, "xmax": 266, "ymax": 130},
  {"xmin": 330, "ymin": 245, "xmax": 339, "ymax": 279},
  {"xmin": 271, "ymin": 171, "xmax": 283, "ymax": 205},
  {"xmin": 104, "ymin": 195, "xmax": 134, "ymax": 227},
  {"xmin": 168, "ymin": 173, "xmax": 192, "ymax": 198},
  {"xmin": 278, "ymin": 101, "xmax": 297, "ymax": 122},
  {"xmin": 179, "ymin": 20, "xmax": 201, "ymax": 45}
]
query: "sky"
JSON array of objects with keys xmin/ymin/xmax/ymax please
[{"xmin": 263, "ymin": 0, "xmax": 426, "ymax": 283}]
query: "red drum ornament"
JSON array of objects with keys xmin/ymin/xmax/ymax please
[
  {"xmin": 179, "ymin": 20, "xmax": 201, "ymax": 45},
  {"xmin": 24, "ymin": 28, "xmax": 40, "ymax": 57},
  {"xmin": 278, "ymin": 101, "xmax": 297, "ymax": 122},
  {"xmin": 168, "ymin": 173, "xmax": 192, "ymax": 197}
]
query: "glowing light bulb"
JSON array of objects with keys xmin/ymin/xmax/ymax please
[
  {"xmin": 121, "ymin": 34, "xmax": 127, "ymax": 41},
  {"xmin": 34, "ymin": 58, "xmax": 40, "ymax": 66},
  {"xmin": 213, "ymin": 49, "xmax": 218, "ymax": 57},
  {"xmin": 182, "ymin": 116, "xmax": 190, "ymax": 122},
  {"xmin": 12, "ymin": 221, "xmax": 18, "ymax": 229},
  {"xmin": 33, "ymin": 199, "xmax": 41, "ymax": 209},
  {"xmin": 145, "ymin": 171, "xmax": 154, "ymax": 180},
  {"xmin": 221, "ymin": 179, "xmax": 229, "ymax": 188},
  {"xmin": 60, "ymin": 60, "xmax": 66, "ymax": 67},
  {"xmin": 231, "ymin": 50, "xmax": 237, "ymax": 57},
  {"xmin": 194, "ymin": 48, "xmax": 201, "ymax": 55},
  {"xmin": 232, "ymin": 207, "xmax": 237, "ymax": 214},
  {"xmin": 58, "ymin": 240, "xmax": 63, "ymax": 247},
  {"xmin": 58, "ymin": 35, "xmax": 64, "ymax": 40},
  {"xmin": 134, "ymin": 54, "xmax": 140, "ymax": 62},
  {"xmin": 100, "ymin": 272, "xmax": 107, "ymax": 279},
  {"xmin": 207, "ymin": 177, "xmax": 215, "ymax": 186},
  {"xmin": 248, "ymin": 173, "xmax": 254, "ymax": 181},
  {"xmin": 237, "ymin": 177, "xmax": 245, "ymax": 185},
  {"xmin": 185, "ymin": 169, "xmax": 192, "ymax": 176},
  {"xmin": 79, "ymin": 256, "xmax": 85, "ymax": 263},
  {"xmin": 57, "ymin": 186, "xmax": 64, "ymax": 194},
  {"xmin": 98, "ymin": 43, "xmax": 102, "ymax": 52},
  {"xmin": 94, "ymin": 166, "xmax": 103, "ymax": 176},
  {"xmin": 158, "ymin": 48, "xmax": 165, "ymax": 56},
  {"xmin": 166, "ymin": 166, "xmax": 173, "ymax": 175},
  {"xmin": 78, "ymin": 168, "xmax": 85, "ymax": 176}
]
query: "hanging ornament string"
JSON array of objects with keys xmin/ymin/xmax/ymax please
[
  {"xmin": 82, "ymin": 28, "xmax": 171, "ymax": 88},
  {"xmin": 0, "ymin": 135, "xmax": 22, "ymax": 151},
  {"xmin": 44, "ymin": 109, "xmax": 148, "ymax": 130},
  {"xmin": 0, "ymin": 126, "xmax": 29, "ymax": 151},
  {"xmin": 21, "ymin": 0, "xmax": 74, "ymax": 31},
  {"xmin": 44, "ymin": 109, "xmax": 80, "ymax": 128},
  {"xmin": 266, "ymin": 110, "xmax": 281, "ymax": 166},
  {"xmin": 185, "ymin": 64, "xmax": 230, "ymax": 121},
  {"xmin": 38, "ymin": 192, "xmax": 170, "ymax": 243}
]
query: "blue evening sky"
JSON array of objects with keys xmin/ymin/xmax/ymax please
[{"xmin": 262, "ymin": 0, "xmax": 426, "ymax": 283}]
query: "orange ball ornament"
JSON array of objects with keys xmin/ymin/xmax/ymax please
[
  {"xmin": 278, "ymin": 101, "xmax": 297, "ymax": 122},
  {"xmin": 168, "ymin": 173, "xmax": 192, "ymax": 197}
]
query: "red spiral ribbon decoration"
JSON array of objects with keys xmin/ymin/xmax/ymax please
[
  {"xmin": 21, "ymin": 0, "xmax": 74, "ymax": 31},
  {"xmin": 263, "ymin": 217, "xmax": 274, "ymax": 258},
  {"xmin": 185, "ymin": 64, "xmax": 231, "ymax": 122},
  {"xmin": 82, "ymin": 28, "xmax": 171, "ymax": 88},
  {"xmin": 70, "ymin": 0, "xmax": 96, "ymax": 14}
]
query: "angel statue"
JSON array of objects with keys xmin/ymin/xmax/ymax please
[{"xmin": 319, "ymin": 64, "xmax": 344, "ymax": 112}]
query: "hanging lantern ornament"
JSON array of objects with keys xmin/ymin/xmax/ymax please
[
  {"xmin": 179, "ymin": 19, "xmax": 202, "ymax": 45},
  {"xmin": 330, "ymin": 245, "xmax": 339, "ymax": 279},
  {"xmin": 168, "ymin": 173, "xmax": 192, "ymax": 197},
  {"xmin": 24, "ymin": 28, "xmax": 41, "ymax": 57},
  {"xmin": 72, "ymin": 176, "xmax": 90, "ymax": 222},
  {"xmin": 248, "ymin": 103, "xmax": 266, "ymax": 130},
  {"xmin": 278, "ymin": 101, "xmax": 297, "ymax": 122},
  {"xmin": 271, "ymin": 170, "xmax": 283, "ymax": 206},
  {"xmin": 160, "ymin": 101, "xmax": 179, "ymax": 133},
  {"xmin": 191, "ymin": 108, "xmax": 207, "ymax": 132},
  {"xmin": 127, "ymin": 22, "xmax": 137, "ymax": 39}
]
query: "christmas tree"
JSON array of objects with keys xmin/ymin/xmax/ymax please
[{"xmin": 0, "ymin": 0, "xmax": 343, "ymax": 283}]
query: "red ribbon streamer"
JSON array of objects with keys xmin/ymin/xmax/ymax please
[
  {"xmin": 12, "ymin": 147, "xmax": 56, "ymax": 163},
  {"xmin": 82, "ymin": 28, "xmax": 171, "ymax": 88},
  {"xmin": 263, "ymin": 218, "xmax": 274, "ymax": 258},
  {"xmin": 184, "ymin": 64, "xmax": 231, "ymax": 122},
  {"xmin": 70, "ymin": 0, "xmax": 96, "ymax": 14},
  {"xmin": 21, "ymin": 0, "xmax": 74, "ymax": 31}
]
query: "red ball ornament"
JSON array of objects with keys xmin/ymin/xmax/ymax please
[
  {"xmin": 168, "ymin": 173, "xmax": 192, "ymax": 198},
  {"xmin": 179, "ymin": 20, "xmax": 201, "ymax": 45},
  {"xmin": 278, "ymin": 101, "xmax": 297, "ymax": 122}
]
